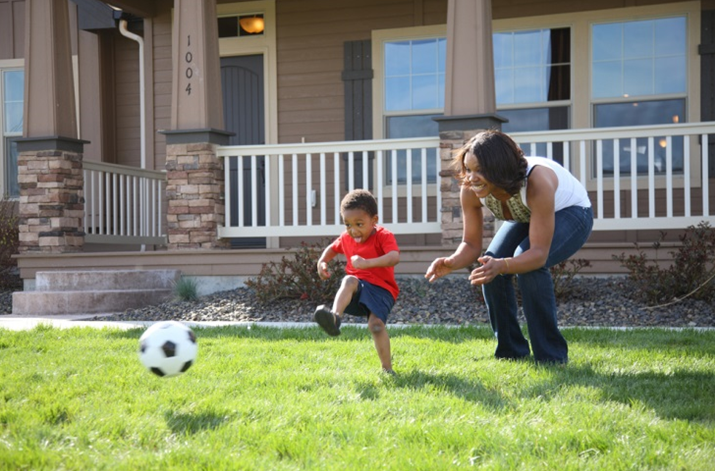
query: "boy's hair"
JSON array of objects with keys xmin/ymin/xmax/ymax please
[{"xmin": 340, "ymin": 189, "xmax": 378, "ymax": 217}]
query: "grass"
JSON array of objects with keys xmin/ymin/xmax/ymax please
[{"xmin": 0, "ymin": 324, "xmax": 713, "ymax": 470}]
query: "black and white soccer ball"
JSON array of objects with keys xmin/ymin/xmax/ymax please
[{"xmin": 139, "ymin": 321, "xmax": 198, "ymax": 377}]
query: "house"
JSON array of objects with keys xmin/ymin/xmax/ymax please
[{"xmin": 1, "ymin": 0, "xmax": 713, "ymax": 296}]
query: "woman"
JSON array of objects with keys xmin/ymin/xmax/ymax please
[{"xmin": 425, "ymin": 130, "xmax": 593, "ymax": 364}]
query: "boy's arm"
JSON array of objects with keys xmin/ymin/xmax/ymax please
[
  {"xmin": 351, "ymin": 250, "xmax": 399, "ymax": 270},
  {"xmin": 317, "ymin": 245, "xmax": 339, "ymax": 279}
]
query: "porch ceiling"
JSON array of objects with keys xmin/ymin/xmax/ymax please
[{"xmin": 97, "ymin": 0, "xmax": 155, "ymax": 19}]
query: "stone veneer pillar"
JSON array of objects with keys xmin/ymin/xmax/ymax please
[
  {"xmin": 162, "ymin": 130, "xmax": 232, "ymax": 249},
  {"xmin": 16, "ymin": 138, "xmax": 87, "ymax": 253},
  {"xmin": 433, "ymin": 114, "xmax": 506, "ymax": 248}
]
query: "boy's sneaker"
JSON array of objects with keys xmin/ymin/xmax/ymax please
[{"xmin": 314, "ymin": 305, "xmax": 341, "ymax": 336}]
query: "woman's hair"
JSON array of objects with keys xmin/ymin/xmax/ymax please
[
  {"xmin": 340, "ymin": 189, "xmax": 378, "ymax": 217},
  {"xmin": 451, "ymin": 129, "xmax": 528, "ymax": 196}
]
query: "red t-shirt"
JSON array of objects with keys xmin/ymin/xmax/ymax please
[{"xmin": 330, "ymin": 225, "xmax": 400, "ymax": 300}]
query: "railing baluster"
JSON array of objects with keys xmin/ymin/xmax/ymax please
[
  {"xmin": 224, "ymin": 155, "xmax": 231, "ymax": 227},
  {"xmin": 406, "ymin": 148, "xmax": 413, "ymax": 224},
  {"xmin": 377, "ymin": 150, "xmax": 384, "ymax": 222},
  {"xmin": 279, "ymin": 154, "xmax": 285, "ymax": 227},
  {"xmin": 238, "ymin": 155, "xmax": 244, "ymax": 227},
  {"xmin": 348, "ymin": 151, "xmax": 355, "ymax": 192},
  {"xmin": 265, "ymin": 154, "xmax": 271, "ymax": 228},
  {"xmin": 421, "ymin": 147, "xmax": 427, "ymax": 223},
  {"xmin": 703, "ymin": 134, "xmax": 710, "ymax": 217},
  {"xmin": 613, "ymin": 139, "xmax": 620, "ymax": 219},
  {"xmin": 630, "ymin": 137, "xmax": 637, "ymax": 219},
  {"xmin": 333, "ymin": 152, "xmax": 340, "ymax": 225},
  {"xmin": 292, "ymin": 153, "xmax": 298, "ymax": 226},
  {"xmin": 362, "ymin": 149, "xmax": 369, "ymax": 191},
  {"xmin": 684, "ymin": 136, "xmax": 691, "ymax": 217},
  {"xmin": 391, "ymin": 149, "xmax": 398, "ymax": 224},
  {"xmin": 251, "ymin": 155, "xmax": 258, "ymax": 227},
  {"xmin": 666, "ymin": 136, "xmax": 673, "ymax": 217},
  {"xmin": 320, "ymin": 153, "xmax": 326, "ymax": 225},
  {"xmin": 648, "ymin": 137, "xmax": 655, "ymax": 218},
  {"xmin": 306, "ymin": 154, "xmax": 312, "ymax": 226},
  {"xmin": 596, "ymin": 140, "xmax": 603, "ymax": 220}
]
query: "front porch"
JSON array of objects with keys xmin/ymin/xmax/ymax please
[{"xmin": 15, "ymin": 121, "xmax": 715, "ymax": 293}]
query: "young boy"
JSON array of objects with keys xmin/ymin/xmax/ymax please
[{"xmin": 314, "ymin": 189, "xmax": 400, "ymax": 374}]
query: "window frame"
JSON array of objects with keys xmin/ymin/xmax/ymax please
[{"xmin": 0, "ymin": 59, "xmax": 23, "ymax": 200}]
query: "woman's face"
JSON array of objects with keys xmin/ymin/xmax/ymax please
[{"xmin": 463, "ymin": 151, "xmax": 498, "ymax": 198}]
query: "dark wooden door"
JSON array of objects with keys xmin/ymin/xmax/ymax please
[{"xmin": 221, "ymin": 55, "xmax": 266, "ymax": 248}]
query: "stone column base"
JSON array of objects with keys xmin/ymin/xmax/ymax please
[
  {"xmin": 17, "ymin": 149, "xmax": 84, "ymax": 253},
  {"xmin": 165, "ymin": 142, "xmax": 230, "ymax": 250}
]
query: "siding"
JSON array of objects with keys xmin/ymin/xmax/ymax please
[
  {"xmin": 152, "ymin": 4, "xmax": 173, "ymax": 169},
  {"xmin": 0, "ymin": 0, "xmax": 24, "ymax": 60}
]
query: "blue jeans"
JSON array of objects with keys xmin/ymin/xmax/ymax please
[{"xmin": 482, "ymin": 205, "xmax": 593, "ymax": 363}]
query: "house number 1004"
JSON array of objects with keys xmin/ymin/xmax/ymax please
[{"xmin": 185, "ymin": 35, "xmax": 193, "ymax": 95}]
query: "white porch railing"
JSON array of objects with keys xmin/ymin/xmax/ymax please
[
  {"xmin": 218, "ymin": 122, "xmax": 714, "ymax": 239},
  {"xmin": 511, "ymin": 122, "xmax": 714, "ymax": 231},
  {"xmin": 216, "ymin": 137, "xmax": 442, "ymax": 238},
  {"xmin": 83, "ymin": 161, "xmax": 167, "ymax": 245}
]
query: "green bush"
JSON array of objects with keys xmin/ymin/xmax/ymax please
[
  {"xmin": 0, "ymin": 196, "xmax": 20, "ymax": 290},
  {"xmin": 173, "ymin": 277, "xmax": 199, "ymax": 302},
  {"xmin": 245, "ymin": 240, "xmax": 346, "ymax": 303},
  {"xmin": 614, "ymin": 221, "xmax": 715, "ymax": 305}
]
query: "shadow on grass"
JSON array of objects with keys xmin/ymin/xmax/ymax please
[
  {"xmin": 164, "ymin": 409, "xmax": 232, "ymax": 435},
  {"xmin": 525, "ymin": 363, "xmax": 715, "ymax": 422},
  {"xmin": 355, "ymin": 369, "xmax": 510, "ymax": 411}
]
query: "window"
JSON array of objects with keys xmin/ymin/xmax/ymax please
[
  {"xmin": 495, "ymin": 27, "xmax": 571, "ymax": 160},
  {"xmin": 1, "ymin": 68, "xmax": 22, "ymax": 198},
  {"xmin": 591, "ymin": 16, "xmax": 687, "ymax": 175},
  {"xmin": 383, "ymin": 37, "xmax": 445, "ymax": 184}
]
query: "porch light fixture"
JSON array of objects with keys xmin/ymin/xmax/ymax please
[{"xmin": 239, "ymin": 15, "xmax": 264, "ymax": 34}]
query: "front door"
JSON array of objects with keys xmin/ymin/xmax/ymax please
[{"xmin": 221, "ymin": 55, "xmax": 266, "ymax": 248}]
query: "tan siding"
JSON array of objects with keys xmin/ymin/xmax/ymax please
[
  {"xmin": 152, "ymin": 6, "xmax": 173, "ymax": 170},
  {"xmin": 0, "ymin": 0, "xmax": 24, "ymax": 60},
  {"xmin": 113, "ymin": 33, "xmax": 141, "ymax": 167}
]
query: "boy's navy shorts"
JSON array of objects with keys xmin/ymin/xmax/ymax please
[{"xmin": 344, "ymin": 279, "xmax": 395, "ymax": 324}]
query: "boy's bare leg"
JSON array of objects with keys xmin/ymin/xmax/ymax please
[
  {"xmin": 331, "ymin": 275, "xmax": 359, "ymax": 316},
  {"xmin": 368, "ymin": 315, "xmax": 392, "ymax": 372}
]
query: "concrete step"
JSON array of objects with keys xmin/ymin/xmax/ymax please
[
  {"xmin": 34, "ymin": 269, "xmax": 180, "ymax": 292},
  {"xmin": 12, "ymin": 289, "xmax": 174, "ymax": 316}
]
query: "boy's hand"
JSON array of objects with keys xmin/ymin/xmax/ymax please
[
  {"xmin": 350, "ymin": 255, "xmax": 368, "ymax": 270},
  {"xmin": 317, "ymin": 261, "xmax": 330, "ymax": 280}
]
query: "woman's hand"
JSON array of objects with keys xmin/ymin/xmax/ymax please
[
  {"xmin": 468, "ymin": 255, "xmax": 506, "ymax": 286},
  {"xmin": 425, "ymin": 257, "xmax": 455, "ymax": 282}
]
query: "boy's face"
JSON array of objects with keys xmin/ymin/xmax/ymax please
[{"xmin": 342, "ymin": 208, "xmax": 378, "ymax": 244}]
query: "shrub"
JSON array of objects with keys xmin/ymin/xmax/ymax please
[
  {"xmin": 173, "ymin": 277, "xmax": 199, "ymax": 302},
  {"xmin": 551, "ymin": 258, "xmax": 592, "ymax": 299},
  {"xmin": 0, "ymin": 197, "xmax": 20, "ymax": 290},
  {"xmin": 614, "ymin": 222, "xmax": 715, "ymax": 305},
  {"xmin": 245, "ymin": 240, "xmax": 346, "ymax": 303}
]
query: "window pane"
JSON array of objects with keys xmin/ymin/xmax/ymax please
[
  {"xmin": 494, "ymin": 28, "xmax": 570, "ymax": 106},
  {"xmin": 3, "ymin": 70, "xmax": 23, "ymax": 134},
  {"xmin": 495, "ymin": 68, "xmax": 514, "ymax": 104},
  {"xmin": 514, "ymin": 66, "xmax": 543, "ymax": 103},
  {"xmin": 493, "ymin": 33, "xmax": 513, "ymax": 68},
  {"xmin": 412, "ymin": 75, "xmax": 438, "ymax": 109},
  {"xmin": 4, "ymin": 103, "xmax": 23, "ymax": 134},
  {"xmin": 386, "ymin": 114, "xmax": 439, "ymax": 184},
  {"xmin": 623, "ymin": 59, "xmax": 652, "ymax": 96},
  {"xmin": 437, "ymin": 38, "xmax": 447, "ymax": 73},
  {"xmin": 500, "ymin": 107, "xmax": 569, "ymax": 133},
  {"xmin": 513, "ymin": 30, "xmax": 544, "ymax": 66},
  {"xmin": 385, "ymin": 41, "xmax": 410, "ymax": 76},
  {"xmin": 654, "ymin": 56, "xmax": 686, "ymax": 94},
  {"xmin": 5, "ymin": 71, "xmax": 23, "ymax": 102},
  {"xmin": 655, "ymin": 17, "xmax": 686, "ymax": 55},
  {"xmin": 591, "ymin": 16, "xmax": 686, "ymax": 99},
  {"xmin": 385, "ymin": 77, "xmax": 410, "ymax": 111},
  {"xmin": 592, "ymin": 61, "xmax": 622, "ymax": 98},
  {"xmin": 623, "ymin": 20, "xmax": 653, "ymax": 59},
  {"xmin": 412, "ymin": 39, "xmax": 437, "ymax": 74},
  {"xmin": 594, "ymin": 99, "xmax": 685, "ymax": 175},
  {"xmin": 592, "ymin": 23, "xmax": 622, "ymax": 61},
  {"xmin": 5, "ymin": 138, "xmax": 19, "ymax": 198}
]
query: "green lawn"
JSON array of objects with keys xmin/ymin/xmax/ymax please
[{"xmin": 1, "ymin": 324, "xmax": 713, "ymax": 470}]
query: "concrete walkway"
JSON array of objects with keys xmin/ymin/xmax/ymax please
[{"xmin": 0, "ymin": 313, "xmax": 318, "ymax": 331}]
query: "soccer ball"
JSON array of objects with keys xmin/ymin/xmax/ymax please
[{"xmin": 139, "ymin": 321, "xmax": 198, "ymax": 377}]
